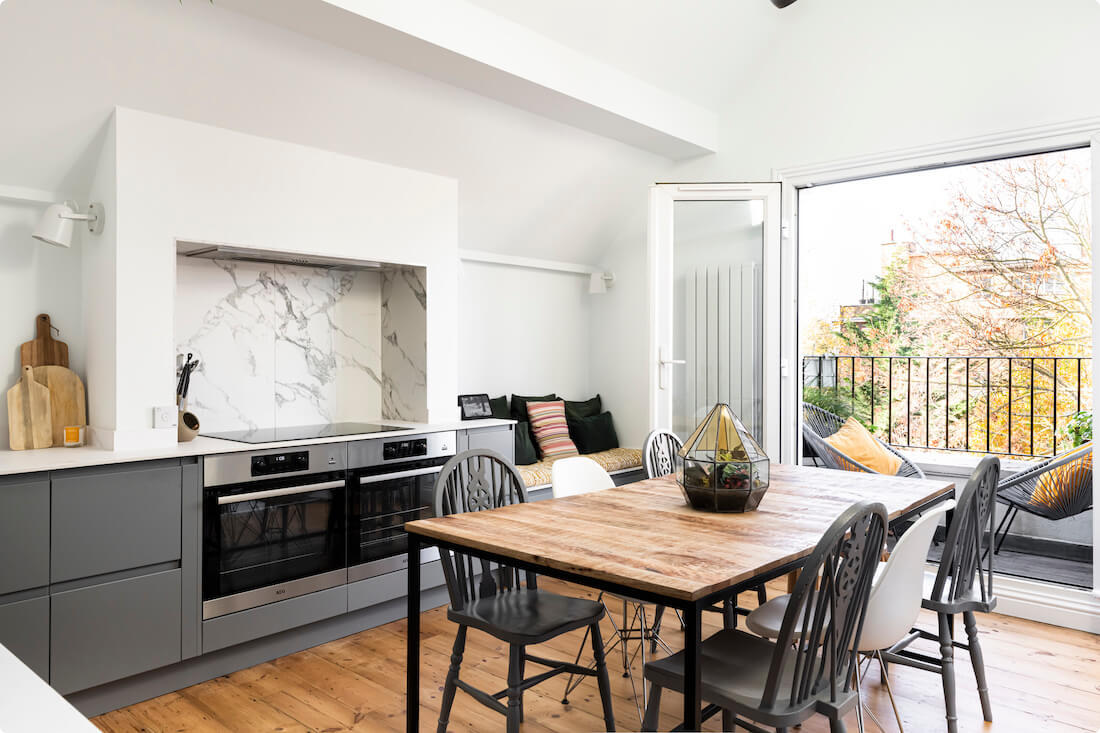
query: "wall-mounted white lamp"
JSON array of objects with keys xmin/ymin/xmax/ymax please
[
  {"xmin": 588, "ymin": 272, "xmax": 615, "ymax": 295},
  {"xmin": 33, "ymin": 200, "xmax": 105, "ymax": 248}
]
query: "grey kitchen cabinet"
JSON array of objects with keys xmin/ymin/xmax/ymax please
[
  {"xmin": 347, "ymin": 560, "xmax": 445, "ymax": 613},
  {"xmin": 0, "ymin": 474, "xmax": 49, "ymax": 597},
  {"xmin": 0, "ymin": 595, "xmax": 49, "ymax": 681},
  {"xmin": 51, "ymin": 461, "xmax": 182, "ymax": 583},
  {"xmin": 50, "ymin": 569, "xmax": 182, "ymax": 694},
  {"xmin": 463, "ymin": 424, "xmax": 515, "ymax": 463}
]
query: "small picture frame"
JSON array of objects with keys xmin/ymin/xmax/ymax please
[{"xmin": 457, "ymin": 393, "xmax": 493, "ymax": 421}]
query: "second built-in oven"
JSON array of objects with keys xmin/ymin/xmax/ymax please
[{"xmin": 347, "ymin": 431, "xmax": 456, "ymax": 581}]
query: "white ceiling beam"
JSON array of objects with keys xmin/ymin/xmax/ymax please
[{"xmin": 219, "ymin": 0, "xmax": 719, "ymax": 160}]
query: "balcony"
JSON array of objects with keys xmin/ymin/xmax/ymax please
[{"xmin": 802, "ymin": 354, "xmax": 1093, "ymax": 588}]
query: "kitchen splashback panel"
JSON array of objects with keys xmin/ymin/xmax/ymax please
[{"xmin": 175, "ymin": 257, "xmax": 426, "ymax": 433}]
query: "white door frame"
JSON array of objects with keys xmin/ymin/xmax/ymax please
[
  {"xmin": 774, "ymin": 116, "xmax": 1100, "ymax": 623},
  {"xmin": 648, "ymin": 183, "xmax": 783, "ymax": 459}
]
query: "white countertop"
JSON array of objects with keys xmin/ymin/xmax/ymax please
[
  {"xmin": 0, "ymin": 418, "xmax": 515, "ymax": 477},
  {"xmin": 0, "ymin": 643, "xmax": 96, "ymax": 732}
]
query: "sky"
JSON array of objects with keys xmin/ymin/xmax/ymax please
[{"xmin": 798, "ymin": 147, "xmax": 1091, "ymax": 349}]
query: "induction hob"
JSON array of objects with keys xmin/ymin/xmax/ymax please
[{"xmin": 203, "ymin": 422, "xmax": 411, "ymax": 444}]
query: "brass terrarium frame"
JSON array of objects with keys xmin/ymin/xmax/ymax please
[{"xmin": 677, "ymin": 403, "xmax": 770, "ymax": 512}]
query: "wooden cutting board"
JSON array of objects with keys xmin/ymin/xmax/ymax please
[
  {"xmin": 20, "ymin": 314, "xmax": 69, "ymax": 368},
  {"xmin": 7, "ymin": 366, "xmax": 52, "ymax": 450},
  {"xmin": 33, "ymin": 366, "xmax": 86, "ymax": 447}
]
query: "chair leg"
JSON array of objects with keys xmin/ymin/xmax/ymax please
[
  {"xmin": 437, "ymin": 625, "xmax": 466, "ymax": 733},
  {"xmin": 506, "ymin": 644, "xmax": 523, "ymax": 733},
  {"xmin": 937, "ymin": 613, "xmax": 958, "ymax": 733},
  {"xmin": 724, "ymin": 595, "xmax": 738, "ymax": 629},
  {"xmin": 621, "ymin": 599, "xmax": 631, "ymax": 677},
  {"xmin": 518, "ymin": 646, "xmax": 527, "ymax": 722},
  {"xmin": 992, "ymin": 505, "xmax": 1018, "ymax": 556},
  {"xmin": 756, "ymin": 584, "xmax": 767, "ymax": 605},
  {"xmin": 650, "ymin": 605, "xmax": 665, "ymax": 654},
  {"xmin": 722, "ymin": 708, "xmax": 736, "ymax": 731},
  {"xmin": 830, "ymin": 717, "xmax": 848, "ymax": 733},
  {"xmin": 876, "ymin": 651, "xmax": 903, "ymax": 733},
  {"xmin": 589, "ymin": 621, "xmax": 617, "ymax": 731},
  {"xmin": 641, "ymin": 683, "xmax": 662, "ymax": 732},
  {"xmin": 963, "ymin": 611, "xmax": 993, "ymax": 722}
]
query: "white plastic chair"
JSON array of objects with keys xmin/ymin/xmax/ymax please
[
  {"xmin": 551, "ymin": 456, "xmax": 614, "ymax": 497},
  {"xmin": 746, "ymin": 500, "xmax": 955, "ymax": 732},
  {"xmin": 550, "ymin": 456, "xmax": 666, "ymax": 723}
]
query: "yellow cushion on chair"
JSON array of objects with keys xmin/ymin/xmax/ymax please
[
  {"xmin": 1032, "ymin": 443, "xmax": 1092, "ymax": 508},
  {"xmin": 823, "ymin": 417, "xmax": 902, "ymax": 475}
]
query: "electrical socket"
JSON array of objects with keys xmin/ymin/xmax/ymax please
[{"xmin": 154, "ymin": 405, "xmax": 178, "ymax": 429}]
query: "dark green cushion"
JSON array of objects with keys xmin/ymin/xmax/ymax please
[
  {"xmin": 514, "ymin": 421, "xmax": 539, "ymax": 465},
  {"xmin": 564, "ymin": 395, "xmax": 602, "ymax": 421},
  {"xmin": 510, "ymin": 393, "xmax": 557, "ymax": 421},
  {"xmin": 489, "ymin": 396, "xmax": 510, "ymax": 420},
  {"xmin": 568, "ymin": 411, "xmax": 619, "ymax": 454}
]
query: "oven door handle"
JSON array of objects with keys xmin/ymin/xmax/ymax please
[
  {"xmin": 358, "ymin": 466, "xmax": 443, "ymax": 484},
  {"xmin": 217, "ymin": 479, "xmax": 347, "ymax": 505}
]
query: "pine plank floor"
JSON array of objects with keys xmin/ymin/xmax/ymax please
[{"xmin": 92, "ymin": 577, "xmax": 1100, "ymax": 733}]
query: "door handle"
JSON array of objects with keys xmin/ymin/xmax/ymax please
[
  {"xmin": 217, "ymin": 479, "xmax": 346, "ymax": 505},
  {"xmin": 658, "ymin": 348, "xmax": 686, "ymax": 390}
]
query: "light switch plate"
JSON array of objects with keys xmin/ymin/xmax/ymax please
[{"xmin": 154, "ymin": 405, "xmax": 178, "ymax": 429}]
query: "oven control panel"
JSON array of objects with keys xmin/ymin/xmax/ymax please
[
  {"xmin": 251, "ymin": 450, "xmax": 309, "ymax": 477},
  {"xmin": 382, "ymin": 438, "xmax": 428, "ymax": 461},
  {"xmin": 348, "ymin": 430, "xmax": 456, "ymax": 469}
]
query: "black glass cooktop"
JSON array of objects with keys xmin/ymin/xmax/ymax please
[{"xmin": 204, "ymin": 422, "xmax": 411, "ymax": 444}]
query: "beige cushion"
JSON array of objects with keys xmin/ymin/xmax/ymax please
[
  {"xmin": 824, "ymin": 417, "xmax": 902, "ymax": 475},
  {"xmin": 517, "ymin": 447, "xmax": 642, "ymax": 489}
]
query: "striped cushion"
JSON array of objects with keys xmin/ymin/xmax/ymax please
[{"xmin": 526, "ymin": 400, "xmax": 579, "ymax": 460}]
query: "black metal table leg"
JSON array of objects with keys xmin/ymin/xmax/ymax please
[
  {"xmin": 682, "ymin": 602, "xmax": 702, "ymax": 730},
  {"xmin": 407, "ymin": 536, "xmax": 421, "ymax": 733}
]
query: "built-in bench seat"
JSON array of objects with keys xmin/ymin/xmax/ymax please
[{"xmin": 516, "ymin": 447, "xmax": 645, "ymax": 490}]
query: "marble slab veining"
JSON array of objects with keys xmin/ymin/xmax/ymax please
[{"xmin": 176, "ymin": 258, "xmax": 388, "ymax": 432}]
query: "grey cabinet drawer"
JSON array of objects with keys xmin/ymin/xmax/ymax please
[
  {"xmin": 465, "ymin": 425, "xmax": 515, "ymax": 463},
  {"xmin": 51, "ymin": 463, "xmax": 182, "ymax": 582},
  {"xmin": 51, "ymin": 569, "xmax": 182, "ymax": 694},
  {"xmin": 0, "ymin": 475, "xmax": 49, "ymax": 596},
  {"xmin": 0, "ymin": 595, "xmax": 49, "ymax": 681},
  {"xmin": 347, "ymin": 560, "xmax": 445, "ymax": 613},
  {"xmin": 202, "ymin": 585, "xmax": 348, "ymax": 655}
]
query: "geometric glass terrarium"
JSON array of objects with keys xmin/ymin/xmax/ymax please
[{"xmin": 677, "ymin": 403, "xmax": 771, "ymax": 512}]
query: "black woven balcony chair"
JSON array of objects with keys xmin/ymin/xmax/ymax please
[
  {"xmin": 993, "ymin": 443, "xmax": 1092, "ymax": 554},
  {"xmin": 803, "ymin": 403, "xmax": 926, "ymax": 479}
]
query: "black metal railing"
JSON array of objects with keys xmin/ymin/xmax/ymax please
[{"xmin": 802, "ymin": 355, "xmax": 1092, "ymax": 458}]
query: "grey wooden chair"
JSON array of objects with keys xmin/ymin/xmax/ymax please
[
  {"xmin": 641, "ymin": 500, "xmax": 888, "ymax": 733},
  {"xmin": 993, "ymin": 443, "xmax": 1092, "ymax": 554},
  {"xmin": 642, "ymin": 429, "xmax": 768, "ymax": 644},
  {"xmin": 882, "ymin": 456, "xmax": 1000, "ymax": 733},
  {"xmin": 433, "ymin": 449, "xmax": 616, "ymax": 733},
  {"xmin": 803, "ymin": 403, "xmax": 925, "ymax": 479}
]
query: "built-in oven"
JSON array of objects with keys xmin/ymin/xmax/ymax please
[
  {"xmin": 347, "ymin": 431, "xmax": 456, "ymax": 582},
  {"xmin": 202, "ymin": 444, "xmax": 347, "ymax": 619}
]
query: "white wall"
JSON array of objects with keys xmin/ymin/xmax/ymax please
[
  {"xmin": 0, "ymin": 0, "xmax": 666, "ymax": 447},
  {"xmin": 590, "ymin": 0, "xmax": 1100, "ymax": 445},
  {"xmin": 0, "ymin": 202, "xmax": 87, "ymax": 449},
  {"xmin": 458, "ymin": 261, "xmax": 593, "ymax": 401},
  {"xmin": 96, "ymin": 108, "xmax": 457, "ymax": 448}
]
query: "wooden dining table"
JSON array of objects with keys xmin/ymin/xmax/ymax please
[{"xmin": 404, "ymin": 463, "xmax": 954, "ymax": 732}]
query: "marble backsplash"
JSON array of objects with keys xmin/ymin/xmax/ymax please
[{"xmin": 175, "ymin": 257, "xmax": 427, "ymax": 432}]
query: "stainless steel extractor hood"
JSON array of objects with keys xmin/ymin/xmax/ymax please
[{"xmin": 176, "ymin": 240, "xmax": 383, "ymax": 270}]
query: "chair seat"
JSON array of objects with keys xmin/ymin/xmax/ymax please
[
  {"xmin": 448, "ymin": 589, "xmax": 605, "ymax": 645},
  {"xmin": 921, "ymin": 570, "xmax": 996, "ymax": 614},
  {"xmin": 645, "ymin": 628, "xmax": 831, "ymax": 725},
  {"xmin": 745, "ymin": 595, "xmax": 790, "ymax": 639}
]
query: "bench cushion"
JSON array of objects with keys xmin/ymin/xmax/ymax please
[{"xmin": 517, "ymin": 447, "xmax": 643, "ymax": 489}]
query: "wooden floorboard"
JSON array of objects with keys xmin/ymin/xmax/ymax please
[{"xmin": 93, "ymin": 577, "xmax": 1100, "ymax": 732}]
